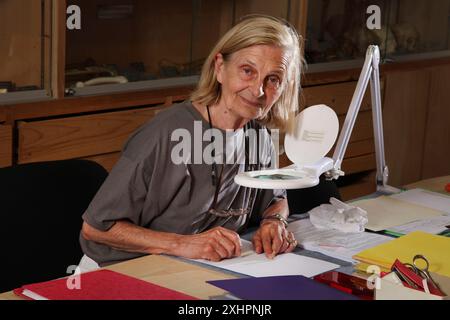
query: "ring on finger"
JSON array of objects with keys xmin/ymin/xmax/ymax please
[{"xmin": 287, "ymin": 234, "xmax": 296, "ymax": 245}]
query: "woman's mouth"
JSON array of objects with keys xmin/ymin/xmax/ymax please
[{"xmin": 240, "ymin": 96, "xmax": 263, "ymax": 108}]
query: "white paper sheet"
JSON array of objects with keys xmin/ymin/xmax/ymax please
[
  {"xmin": 388, "ymin": 215, "xmax": 450, "ymax": 234},
  {"xmin": 196, "ymin": 239, "xmax": 339, "ymax": 278},
  {"xmin": 391, "ymin": 189, "xmax": 450, "ymax": 215},
  {"xmin": 287, "ymin": 219, "xmax": 392, "ymax": 263},
  {"xmin": 351, "ymin": 196, "xmax": 444, "ymax": 231}
]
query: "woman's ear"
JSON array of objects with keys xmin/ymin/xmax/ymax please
[{"xmin": 214, "ymin": 53, "xmax": 225, "ymax": 84}]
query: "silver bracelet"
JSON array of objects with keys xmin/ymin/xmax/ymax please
[{"xmin": 261, "ymin": 213, "xmax": 288, "ymax": 227}]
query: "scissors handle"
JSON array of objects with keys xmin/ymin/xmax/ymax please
[
  {"xmin": 413, "ymin": 255, "xmax": 430, "ymax": 271},
  {"xmin": 412, "ymin": 255, "xmax": 446, "ymax": 296}
]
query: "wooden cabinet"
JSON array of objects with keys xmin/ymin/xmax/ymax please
[
  {"xmin": 383, "ymin": 68, "xmax": 431, "ymax": 186},
  {"xmin": 383, "ymin": 64, "xmax": 450, "ymax": 187},
  {"xmin": 0, "ymin": 86, "xmax": 191, "ymax": 171},
  {"xmin": 422, "ymin": 65, "xmax": 450, "ymax": 180},
  {"xmin": 15, "ymin": 99, "xmax": 187, "ymax": 172},
  {"xmin": 18, "ymin": 106, "xmax": 165, "ymax": 166},
  {"xmin": 0, "ymin": 125, "xmax": 13, "ymax": 168}
]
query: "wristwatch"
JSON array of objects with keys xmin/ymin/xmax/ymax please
[{"xmin": 262, "ymin": 213, "xmax": 288, "ymax": 227}]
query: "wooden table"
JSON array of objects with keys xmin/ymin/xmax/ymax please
[
  {"xmin": 1, "ymin": 176, "xmax": 448, "ymax": 300},
  {"xmin": 404, "ymin": 175, "xmax": 449, "ymax": 195}
]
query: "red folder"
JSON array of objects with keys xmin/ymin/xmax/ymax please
[{"xmin": 14, "ymin": 269, "xmax": 197, "ymax": 300}]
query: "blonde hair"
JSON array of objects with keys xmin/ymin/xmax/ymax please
[{"xmin": 191, "ymin": 15, "xmax": 304, "ymax": 131}]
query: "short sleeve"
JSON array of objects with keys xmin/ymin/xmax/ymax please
[{"xmin": 82, "ymin": 154, "xmax": 151, "ymax": 231}]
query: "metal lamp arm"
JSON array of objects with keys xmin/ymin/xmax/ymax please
[{"xmin": 325, "ymin": 45, "xmax": 399, "ymax": 194}]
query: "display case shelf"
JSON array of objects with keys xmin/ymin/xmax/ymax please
[
  {"xmin": 305, "ymin": 0, "xmax": 450, "ymax": 70},
  {"xmin": 64, "ymin": 0, "xmax": 295, "ymax": 97}
]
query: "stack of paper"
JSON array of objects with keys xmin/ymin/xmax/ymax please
[
  {"xmin": 384, "ymin": 189, "xmax": 450, "ymax": 234},
  {"xmin": 287, "ymin": 219, "xmax": 392, "ymax": 263},
  {"xmin": 196, "ymin": 239, "xmax": 339, "ymax": 278},
  {"xmin": 353, "ymin": 231, "xmax": 450, "ymax": 277},
  {"xmin": 351, "ymin": 196, "xmax": 445, "ymax": 232},
  {"xmin": 343, "ymin": 189, "xmax": 450, "ymax": 235},
  {"xmin": 388, "ymin": 215, "xmax": 450, "ymax": 235},
  {"xmin": 391, "ymin": 189, "xmax": 450, "ymax": 215}
]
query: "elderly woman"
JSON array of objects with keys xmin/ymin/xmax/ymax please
[{"xmin": 80, "ymin": 15, "xmax": 303, "ymax": 269}]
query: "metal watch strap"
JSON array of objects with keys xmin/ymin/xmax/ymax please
[{"xmin": 262, "ymin": 213, "xmax": 288, "ymax": 227}]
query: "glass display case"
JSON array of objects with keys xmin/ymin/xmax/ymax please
[
  {"xmin": 305, "ymin": 0, "xmax": 450, "ymax": 70},
  {"xmin": 1, "ymin": 0, "xmax": 449, "ymax": 101},
  {"xmin": 385, "ymin": 0, "xmax": 450, "ymax": 58},
  {"xmin": 0, "ymin": 0, "xmax": 52, "ymax": 102},
  {"xmin": 1, "ymin": 0, "xmax": 448, "ymax": 198},
  {"xmin": 65, "ymin": 0, "xmax": 292, "ymax": 96}
]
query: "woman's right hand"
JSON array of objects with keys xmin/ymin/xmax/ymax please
[{"xmin": 174, "ymin": 227, "xmax": 241, "ymax": 262}]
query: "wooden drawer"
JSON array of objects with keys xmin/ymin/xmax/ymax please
[
  {"xmin": 0, "ymin": 124, "xmax": 13, "ymax": 168},
  {"xmin": 338, "ymin": 110, "xmax": 373, "ymax": 143},
  {"xmin": 328, "ymin": 139, "xmax": 375, "ymax": 159},
  {"xmin": 339, "ymin": 171, "xmax": 377, "ymax": 201},
  {"xmin": 302, "ymin": 81, "xmax": 373, "ymax": 115},
  {"xmin": 18, "ymin": 106, "xmax": 165, "ymax": 164},
  {"xmin": 341, "ymin": 153, "xmax": 376, "ymax": 175}
]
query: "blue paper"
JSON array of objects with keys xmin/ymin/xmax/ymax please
[{"xmin": 208, "ymin": 275, "xmax": 359, "ymax": 300}]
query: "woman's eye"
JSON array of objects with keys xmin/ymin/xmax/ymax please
[
  {"xmin": 267, "ymin": 76, "xmax": 280, "ymax": 87},
  {"xmin": 243, "ymin": 68, "xmax": 253, "ymax": 75}
]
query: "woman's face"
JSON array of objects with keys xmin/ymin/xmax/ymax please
[{"xmin": 215, "ymin": 44, "xmax": 290, "ymax": 121}]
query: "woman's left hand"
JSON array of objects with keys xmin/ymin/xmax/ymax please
[{"xmin": 252, "ymin": 220, "xmax": 297, "ymax": 259}]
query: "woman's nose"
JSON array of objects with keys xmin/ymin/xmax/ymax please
[{"xmin": 250, "ymin": 78, "xmax": 264, "ymax": 98}]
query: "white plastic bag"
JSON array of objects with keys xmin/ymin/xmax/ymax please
[{"xmin": 309, "ymin": 197, "xmax": 368, "ymax": 233}]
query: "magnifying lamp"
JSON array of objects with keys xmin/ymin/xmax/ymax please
[{"xmin": 235, "ymin": 45, "xmax": 400, "ymax": 195}]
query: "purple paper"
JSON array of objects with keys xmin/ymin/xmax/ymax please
[{"xmin": 208, "ymin": 275, "xmax": 359, "ymax": 300}]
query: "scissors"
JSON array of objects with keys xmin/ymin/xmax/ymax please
[{"xmin": 403, "ymin": 255, "xmax": 446, "ymax": 296}]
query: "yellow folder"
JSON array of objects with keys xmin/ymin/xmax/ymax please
[{"xmin": 353, "ymin": 231, "xmax": 450, "ymax": 277}]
